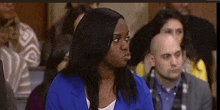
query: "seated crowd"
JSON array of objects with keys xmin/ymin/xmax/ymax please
[{"xmin": 0, "ymin": 3, "xmax": 216, "ymax": 110}]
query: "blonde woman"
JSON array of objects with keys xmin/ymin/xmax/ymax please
[{"xmin": 0, "ymin": 3, "xmax": 40, "ymax": 67}]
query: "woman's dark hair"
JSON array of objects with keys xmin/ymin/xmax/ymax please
[
  {"xmin": 128, "ymin": 22, "xmax": 155, "ymax": 66},
  {"xmin": 47, "ymin": 4, "xmax": 92, "ymax": 38},
  {"xmin": 40, "ymin": 4, "xmax": 92, "ymax": 66},
  {"xmin": 62, "ymin": 4, "xmax": 93, "ymax": 35},
  {"xmin": 62, "ymin": 8, "xmax": 138, "ymax": 110},
  {"xmin": 129, "ymin": 9, "xmax": 199, "ymax": 66},
  {"xmin": 65, "ymin": 3, "xmax": 74, "ymax": 10},
  {"xmin": 151, "ymin": 9, "xmax": 199, "ymax": 65},
  {"xmin": 38, "ymin": 36, "xmax": 71, "ymax": 108}
]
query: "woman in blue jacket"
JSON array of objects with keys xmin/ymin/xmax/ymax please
[{"xmin": 46, "ymin": 8, "xmax": 154, "ymax": 110}]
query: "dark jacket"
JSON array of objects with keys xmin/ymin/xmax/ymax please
[{"xmin": 0, "ymin": 60, "xmax": 17, "ymax": 110}]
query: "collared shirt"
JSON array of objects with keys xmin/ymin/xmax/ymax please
[{"xmin": 155, "ymin": 75, "xmax": 180, "ymax": 110}]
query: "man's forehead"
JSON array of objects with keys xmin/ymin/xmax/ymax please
[
  {"xmin": 150, "ymin": 33, "xmax": 171, "ymax": 54},
  {"xmin": 152, "ymin": 34, "xmax": 181, "ymax": 55},
  {"xmin": 158, "ymin": 48, "xmax": 182, "ymax": 56}
]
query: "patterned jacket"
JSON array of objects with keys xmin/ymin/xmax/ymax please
[
  {"xmin": 1, "ymin": 46, "xmax": 31, "ymax": 94},
  {"xmin": 17, "ymin": 22, "xmax": 41, "ymax": 67}
]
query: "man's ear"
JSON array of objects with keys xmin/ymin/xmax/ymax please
[{"xmin": 147, "ymin": 53, "xmax": 155, "ymax": 67}]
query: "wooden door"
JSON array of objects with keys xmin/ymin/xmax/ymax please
[{"xmin": 14, "ymin": 3, "xmax": 48, "ymax": 41}]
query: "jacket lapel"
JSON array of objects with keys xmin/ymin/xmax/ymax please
[
  {"xmin": 114, "ymin": 91, "xmax": 128, "ymax": 110},
  {"xmin": 70, "ymin": 77, "xmax": 88, "ymax": 110}
]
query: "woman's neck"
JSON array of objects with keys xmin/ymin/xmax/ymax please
[{"xmin": 98, "ymin": 61, "xmax": 115, "ymax": 81}]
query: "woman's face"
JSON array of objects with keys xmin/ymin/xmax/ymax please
[
  {"xmin": 73, "ymin": 13, "xmax": 84, "ymax": 31},
  {"xmin": 103, "ymin": 18, "xmax": 131, "ymax": 68},
  {"xmin": 57, "ymin": 52, "xmax": 69, "ymax": 72},
  {"xmin": 0, "ymin": 3, "xmax": 16, "ymax": 20},
  {"xmin": 160, "ymin": 18, "xmax": 184, "ymax": 44}
]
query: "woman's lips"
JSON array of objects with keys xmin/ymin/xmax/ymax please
[{"xmin": 124, "ymin": 53, "xmax": 131, "ymax": 60}]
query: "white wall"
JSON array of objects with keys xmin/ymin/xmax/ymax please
[{"xmin": 99, "ymin": 3, "xmax": 149, "ymax": 38}]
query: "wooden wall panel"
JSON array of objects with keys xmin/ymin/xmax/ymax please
[{"xmin": 14, "ymin": 3, "xmax": 48, "ymax": 41}]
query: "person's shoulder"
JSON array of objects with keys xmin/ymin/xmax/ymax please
[
  {"xmin": 19, "ymin": 22, "xmax": 38, "ymax": 37},
  {"xmin": 49, "ymin": 73, "xmax": 83, "ymax": 92},
  {"xmin": 185, "ymin": 72, "xmax": 209, "ymax": 89},
  {"xmin": 189, "ymin": 15, "xmax": 213, "ymax": 26},
  {"xmin": 50, "ymin": 73, "xmax": 76, "ymax": 86},
  {"xmin": 142, "ymin": 74, "xmax": 148, "ymax": 82},
  {"xmin": 132, "ymin": 74, "xmax": 150, "ymax": 93},
  {"xmin": 19, "ymin": 22, "xmax": 34, "ymax": 31},
  {"xmin": 1, "ymin": 46, "xmax": 17, "ymax": 55},
  {"xmin": 133, "ymin": 73, "xmax": 145, "ymax": 84},
  {"xmin": 1, "ymin": 46, "xmax": 25, "ymax": 61}
]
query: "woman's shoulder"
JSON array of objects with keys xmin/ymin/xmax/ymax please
[
  {"xmin": 131, "ymin": 73, "xmax": 154, "ymax": 109},
  {"xmin": 132, "ymin": 74, "xmax": 145, "ymax": 84},
  {"xmin": 49, "ymin": 73, "xmax": 83, "ymax": 92},
  {"xmin": 132, "ymin": 74, "xmax": 150, "ymax": 93}
]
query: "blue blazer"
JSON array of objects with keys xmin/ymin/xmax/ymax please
[{"xmin": 46, "ymin": 73, "xmax": 154, "ymax": 110}]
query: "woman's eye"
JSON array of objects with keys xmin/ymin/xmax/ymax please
[
  {"xmin": 176, "ymin": 29, "xmax": 183, "ymax": 35},
  {"xmin": 113, "ymin": 38, "xmax": 119, "ymax": 42},
  {"xmin": 165, "ymin": 30, "xmax": 172, "ymax": 34}
]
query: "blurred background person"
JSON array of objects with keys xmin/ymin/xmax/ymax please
[
  {"xmin": 0, "ymin": 60, "xmax": 17, "ymax": 110},
  {"xmin": 40, "ymin": 3, "xmax": 97, "ymax": 66},
  {"xmin": 26, "ymin": 37, "xmax": 71, "ymax": 110},
  {"xmin": 0, "ymin": 36, "xmax": 31, "ymax": 95},
  {"xmin": 129, "ymin": 9, "xmax": 208, "ymax": 83},
  {"xmin": 0, "ymin": 3, "xmax": 41, "ymax": 67},
  {"xmin": 143, "ymin": 33, "xmax": 212, "ymax": 110},
  {"xmin": 164, "ymin": 2, "xmax": 216, "ymax": 91}
]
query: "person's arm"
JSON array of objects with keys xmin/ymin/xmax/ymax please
[
  {"xmin": 45, "ymin": 90, "xmax": 61, "ymax": 110},
  {"xmin": 0, "ymin": 60, "xmax": 17, "ymax": 110},
  {"xmin": 142, "ymin": 87, "xmax": 154, "ymax": 110},
  {"xmin": 16, "ymin": 57, "xmax": 31, "ymax": 95},
  {"xmin": 0, "ymin": 60, "xmax": 7, "ymax": 110},
  {"xmin": 18, "ymin": 23, "xmax": 41, "ymax": 67},
  {"xmin": 211, "ymin": 50, "xmax": 216, "ymax": 83},
  {"xmin": 201, "ymin": 82, "xmax": 212, "ymax": 110},
  {"xmin": 206, "ymin": 20, "xmax": 217, "ymax": 82},
  {"xmin": 208, "ymin": 21, "xmax": 217, "ymax": 98},
  {"xmin": 5, "ymin": 82, "xmax": 18, "ymax": 110},
  {"xmin": 211, "ymin": 50, "xmax": 217, "ymax": 99},
  {"xmin": 45, "ymin": 74, "xmax": 63, "ymax": 110},
  {"xmin": 138, "ymin": 75, "xmax": 154, "ymax": 110}
]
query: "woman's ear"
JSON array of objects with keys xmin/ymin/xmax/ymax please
[{"xmin": 147, "ymin": 53, "xmax": 155, "ymax": 67}]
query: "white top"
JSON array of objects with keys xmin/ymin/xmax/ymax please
[{"xmin": 86, "ymin": 98, "xmax": 116, "ymax": 110}]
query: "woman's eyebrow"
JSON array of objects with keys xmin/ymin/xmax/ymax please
[
  {"xmin": 113, "ymin": 33, "xmax": 121, "ymax": 36},
  {"xmin": 113, "ymin": 31, "xmax": 129, "ymax": 35}
]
